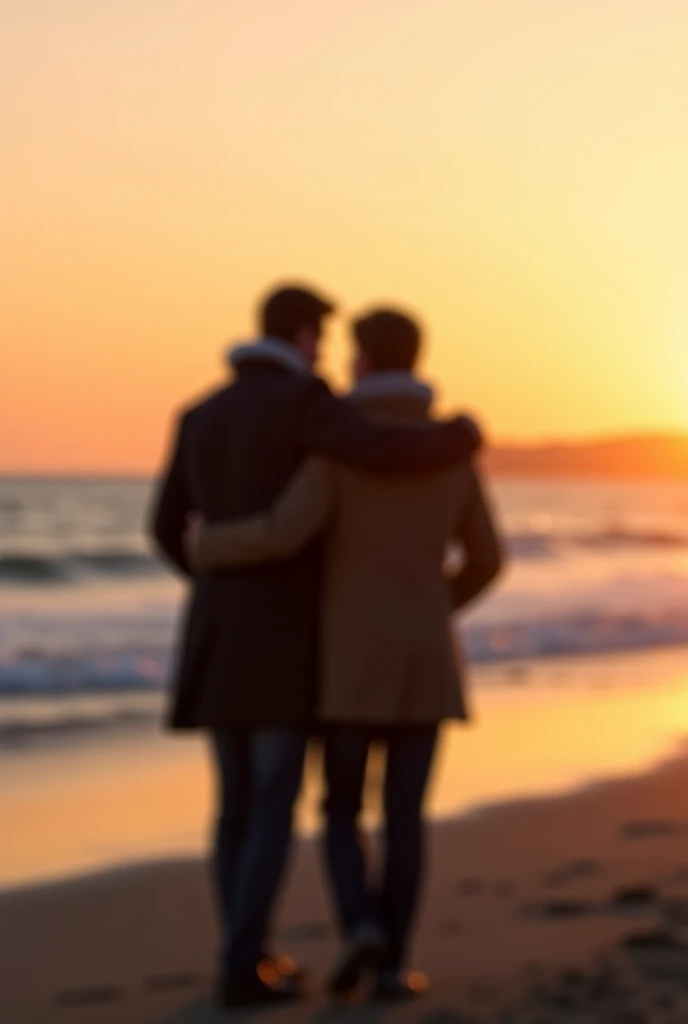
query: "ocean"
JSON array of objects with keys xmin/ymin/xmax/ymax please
[{"xmin": 3, "ymin": 475, "xmax": 688, "ymax": 746}]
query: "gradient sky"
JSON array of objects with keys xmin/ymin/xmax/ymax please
[{"xmin": 3, "ymin": 0, "xmax": 688, "ymax": 472}]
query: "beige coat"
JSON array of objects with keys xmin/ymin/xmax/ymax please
[{"xmin": 196, "ymin": 375, "xmax": 504, "ymax": 724}]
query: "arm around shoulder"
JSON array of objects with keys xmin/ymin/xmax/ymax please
[
  {"xmin": 300, "ymin": 378, "xmax": 481, "ymax": 473},
  {"xmin": 195, "ymin": 457, "xmax": 333, "ymax": 568}
]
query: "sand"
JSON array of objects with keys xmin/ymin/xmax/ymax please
[{"xmin": 5, "ymin": 743, "xmax": 688, "ymax": 1024}]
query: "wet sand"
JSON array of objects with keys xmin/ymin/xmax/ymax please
[{"xmin": 4, "ymin": 647, "xmax": 688, "ymax": 890}]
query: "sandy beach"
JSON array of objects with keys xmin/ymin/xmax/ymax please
[
  {"xmin": 5, "ymin": 745, "xmax": 688, "ymax": 1023},
  {"xmin": 3, "ymin": 649, "xmax": 688, "ymax": 1023}
]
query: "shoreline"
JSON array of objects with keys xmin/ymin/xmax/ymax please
[
  {"xmin": 4, "ymin": 644, "xmax": 688, "ymax": 891},
  {"xmin": 4, "ymin": 730, "xmax": 688, "ymax": 902}
]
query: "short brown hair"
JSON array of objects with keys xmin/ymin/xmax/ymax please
[
  {"xmin": 259, "ymin": 284, "xmax": 334, "ymax": 343},
  {"xmin": 353, "ymin": 309, "xmax": 422, "ymax": 372}
]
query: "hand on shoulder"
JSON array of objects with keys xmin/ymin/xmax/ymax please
[{"xmin": 454, "ymin": 414, "xmax": 483, "ymax": 452}]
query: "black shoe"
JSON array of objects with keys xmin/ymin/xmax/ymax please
[
  {"xmin": 328, "ymin": 924, "xmax": 387, "ymax": 995},
  {"xmin": 218, "ymin": 965, "xmax": 306, "ymax": 1010},
  {"xmin": 370, "ymin": 970, "xmax": 429, "ymax": 1002}
]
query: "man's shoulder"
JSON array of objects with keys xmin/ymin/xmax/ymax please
[
  {"xmin": 247, "ymin": 372, "xmax": 337, "ymax": 412},
  {"xmin": 186, "ymin": 378, "xmax": 262, "ymax": 416},
  {"xmin": 176, "ymin": 374, "xmax": 335, "ymax": 427},
  {"xmin": 166, "ymin": 386, "xmax": 232, "ymax": 440}
]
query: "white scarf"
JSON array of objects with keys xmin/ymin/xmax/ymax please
[
  {"xmin": 226, "ymin": 337, "xmax": 311, "ymax": 376},
  {"xmin": 350, "ymin": 371, "xmax": 435, "ymax": 406}
]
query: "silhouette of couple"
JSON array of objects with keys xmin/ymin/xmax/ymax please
[{"xmin": 151, "ymin": 284, "xmax": 503, "ymax": 1010}]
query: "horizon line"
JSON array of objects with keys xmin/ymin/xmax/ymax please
[{"xmin": 4, "ymin": 429, "xmax": 688, "ymax": 479}]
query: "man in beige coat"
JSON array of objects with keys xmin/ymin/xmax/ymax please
[{"xmin": 188, "ymin": 309, "xmax": 504, "ymax": 1000}]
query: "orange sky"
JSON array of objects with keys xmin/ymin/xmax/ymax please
[{"xmin": 3, "ymin": 0, "xmax": 688, "ymax": 473}]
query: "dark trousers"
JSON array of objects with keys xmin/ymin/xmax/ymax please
[
  {"xmin": 323, "ymin": 725, "xmax": 438, "ymax": 972},
  {"xmin": 211, "ymin": 730, "xmax": 307, "ymax": 978}
]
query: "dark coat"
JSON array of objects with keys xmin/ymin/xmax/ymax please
[{"xmin": 150, "ymin": 356, "xmax": 478, "ymax": 731}]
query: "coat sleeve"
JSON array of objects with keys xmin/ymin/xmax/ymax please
[
  {"xmin": 300, "ymin": 379, "xmax": 481, "ymax": 473},
  {"xmin": 448, "ymin": 465, "xmax": 505, "ymax": 611},
  {"xmin": 149, "ymin": 412, "xmax": 195, "ymax": 577},
  {"xmin": 194, "ymin": 458, "xmax": 333, "ymax": 567}
]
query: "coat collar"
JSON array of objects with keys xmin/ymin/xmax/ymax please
[
  {"xmin": 350, "ymin": 371, "xmax": 435, "ymax": 411},
  {"xmin": 226, "ymin": 337, "xmax": 311, "ymax": 376}
]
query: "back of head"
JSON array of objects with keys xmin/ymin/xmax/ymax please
[
  {"xmin": 353, "ymin": 308, "xmax": 422, "ymax": 372},
  {"xmin": 260, "ymin": 284, "xmax": 335, "ymax": 344}
]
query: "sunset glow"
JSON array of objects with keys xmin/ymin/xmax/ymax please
[{"xmin": 3, "ymin": 0, "xmax": 688, "ymax": 472}]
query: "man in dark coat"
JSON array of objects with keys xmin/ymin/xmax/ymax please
[{"xmin": 150, "ymin": 284, "xmax": 480, "ymax": 1008}]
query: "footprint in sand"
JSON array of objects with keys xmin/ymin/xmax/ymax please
[
  {"xmin": 543, "ymin": 857, "xmax": 603, "ymax": 888},
  {"xmin": 621, "ymin": 819, "xmax": 684, "ymax": 840},
  {"xmin": 621, "ymin": 928, "xmax": 682, "ymax": 950},
  {"xmin": 620, "ymin": 928, "xmax": 688, "ymax": 978},
  {"xmin": 607, "ymin": 884, "xmax": 660, "ymax": 916},
  {"xmin": 521, "ymin": 897, "xmax": 598, "ymax": 919},
  {"xmin": 54, "ymin": 985, "xmax": 125, "ymax": 1007},
  {"xmin": 524, "ymin": 886, "xmax": 662, "ymax": 922}
]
